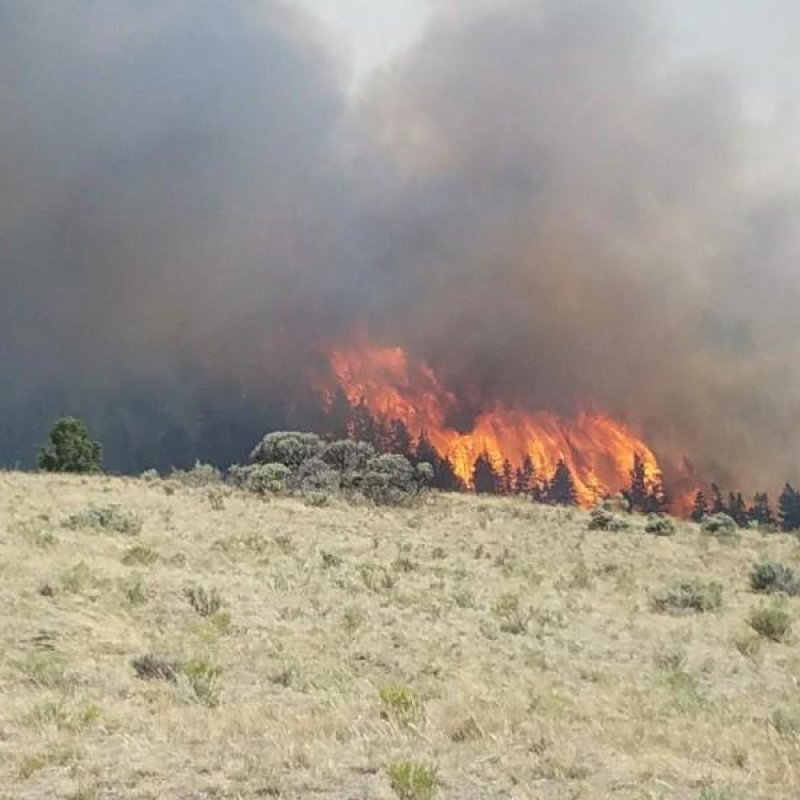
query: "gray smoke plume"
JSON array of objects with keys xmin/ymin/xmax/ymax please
[{"xmin": 2, "ymin": 0, "xmax": 799, "ymax": 493}]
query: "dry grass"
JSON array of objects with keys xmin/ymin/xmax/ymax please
[{"xmin": 1, "ymin": 471, "xmax": 800, "ymax": 799}]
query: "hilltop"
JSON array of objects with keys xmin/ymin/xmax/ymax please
[{"xmin": 1, "ymin": 471, "xmax": 799, "ymax": 799}]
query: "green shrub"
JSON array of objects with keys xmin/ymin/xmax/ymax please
[
  {"xmin": 750, "ymin": 562, "xmax": 800, "ymax": 597},
  {"xmin": 379, "ymin": 686, "xmax": 421, "ymax": 725},
  {"xmin": 652, "ymin": 579, "xmax": 723, "ymax": 614},
  {"xmin": 290, "ymin": 456, "xmax": 340, "ymax": 493},
  {"xmin": 228, "ymin": 463, "xmax": 291, "ymax": 494},
  {"xmin": 38, "ymin": 416, "xmax": 102, "ymax": 473},
  {"xmin": 168, "ymin": 461, "xmax": 222, "ymax": 487},
  {"xmin": 250, "ymin": 431, "xmax": 323, "ymax": 469},
  {"xmin": 131, "ymin": 654, "xmax": 180, "ymax": 682},
  {"xmin": 121, "ymin": 545, "xmax": 159, "ymax": 566},
  {"xmin": 588, "ymin": 506, "xmax": 630, "ymax": 532},
  {"xmin": 185, "ymin": 585, "xmax": 223, "ymax": 618},
  {"xmin": 321, "ymin": 439, "xmax": 376, "ymax": 474},
  {"xmin": 645, "ymin": 514, "xmax": 677, "ymax": 536},
  {"xmin": 702, "ymin": 513, "xmax": 738, "ymax": 538},
  {"xmin": 362, "ymin": 454, "xmax": 420, "ymax": 505},
  {"xmin": 749, "ymin": 603, "xmax": 792, "ymax": 642},
  {"xmin": 387, "ymin": 761, "xmax": 437, "ymax": 800},
  {"xmin": 182, "ymin": 657, "xmax": 222, "ymax": 706},
  {"xmin": 65, "ymin": 504, "xmax": 142, "ymax": 536}
]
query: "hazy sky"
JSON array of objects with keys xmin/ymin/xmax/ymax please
[{"xmin": 301, "ymin": 0, "xmax": 800, "ymax": 108}]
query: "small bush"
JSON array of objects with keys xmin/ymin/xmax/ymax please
[
  {"xmin": 652, "ymin": 579, "xmax": 723, "ymax": 614},
  {"xmin": 771, "ymin": 705, "xmax": 800, "ymax": 737},
  {"xmin": 493, "ymin": 593, "xmax": 530, "ymax": 634},
  {"xmin": 379, "ymin": 686, "xmax": 421, "ymax": 725},
  {"xmin": 250, "ymin": 431, "xmax": 323, "ymax": 469},
  {"xmin": 17, "ymin": 653, "xmax": 70, "ymax": 688},
  {"xmin": 645, "ymin": 514, "xmax": 677, "ymax": 536},
  {"xmin": 120, "ymin": 575, "xmax": 150, "ymax": 606},
  {"xmin": 321, "ymin": 439, "xmax": 376, "ymax": 475},
  {"xmin": 750, "ymin": 562, "xmax": 800, "ymax": 597},
  {"xmin": 387, "ymin": 761, "xmax": 437, "ymax": 800},
  {"xmin": 38, "ymin": 416, "xmax": 102, "ymax": 473},
  {"xmin": 185, "ymin": 585, "xmax": 223, "ymax": 618},
  {"xmin": 362, "ymin": 454, "xmax": 421, "ymax": 505},
  {"xmin": 132, "ymin": 654, "xmax": 180, "ymax": 682},
  {"xmin": 702, "ymin": 513, "xmax": 738, "ymax": 538},
  {"xmin": 229, "ymin": 463, "xmax": 291, "ymax": 494},
  {"xmin": 588, "ymin": 505, "xmax": 630, "ymax": 532},
  {"xmin": 122, "ymin": 545, "xmax": 159, "ymax": 566},
  {"xmin": 60, "ymin": 561, "xmax": 97, "ymax": 594},
  {"xmin": 65, "ymin": 504, "xmax": 142, "ymax": 536},
  {"xmin": 182, "ymin": 657, "xmax": 222, "ymax": 706},
  {"xmin": 290, "ymin": 456, "xmax": 340, "ymax": 493},
  {"xmin": 749, "ymin": 603, "xmax": 792, "ymax": 642},
  {"xmin": 169, "ymin": 461, "xmax": 222, "ymax": 488}
]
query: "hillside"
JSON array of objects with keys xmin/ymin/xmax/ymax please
[{"xmin": 1, "ymin": 472, "xmax": 799, "ymax": 800}]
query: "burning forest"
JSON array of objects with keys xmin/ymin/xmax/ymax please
[{"xmin": 3, "ymin": 1, "xmax": 800, "ymax": 519}]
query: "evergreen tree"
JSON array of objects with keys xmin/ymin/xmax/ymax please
[
  {"xmin": 626, "ymin": 453, "xmax": 650, "ymax": 512},
  {"xmin": 727, "ymin": 492, "xmax": 748, "ymax": 527},
  {"xmin": 500, "ymin": 459, "xmax": 514, "ymax": 495},
  {"xmin": 38, "ymin": 416, "xmax": 102, "ymax": 474},
  {"xmin": 710, "ymin": 483, "xmax": 726, "ymax": 514},
  {"xmin": 644, "ymin": 476, "xmax": 669, "ymax": 514},
  {"xmin": 778, "ymin": 483, "xmax": 800, "ymax": 532},
  {"xmin": 690, "ymin": 490, "xmax": 708, "ymax": 523},
  {"xmin": 514, "ymin": 455, "xmax": 536, "ymax": 495},
  {"xmin": 549, "ymin": 459, "xmax": 578, "ymax": 506},
  {"xmin": 414, "ymin": 433, "xmax": 465, "ymax": 492},
  {"xmin": 349, "ymin": 398, "xmax": 377, "ymax": 445},
  {"xmin": 389, "ymin": 419, "xmax": 414, "ymax": 459},
  {"xmin": 748, "ymin": 492, "xmax": 775, "ymax": 527},
  {"xmin": 472, "ymin": 451, "xmax": 500, "ymax": 494}
]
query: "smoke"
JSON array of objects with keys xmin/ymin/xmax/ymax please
[{"xmin": 2, "ymin": 0, "xmax": 800, "ymax": 490}]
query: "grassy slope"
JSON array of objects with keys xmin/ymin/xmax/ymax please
[{"xmin": 1, "ymin": 472, "xmax": 799, "ymax": 800}]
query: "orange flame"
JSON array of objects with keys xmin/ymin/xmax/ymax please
[{"xmin": 323, "ymin": 340, "xmax": 662, "ymax": 506}]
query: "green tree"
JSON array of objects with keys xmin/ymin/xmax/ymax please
[
  {"xmin": 779, "ymin": 483, "xmax": 800, "ymax": 532},
  {"xmin": 472, "ymin": 451, "xmax": 500, "ymax": 495},
  {"xmin": 690, "ymin": 490, "xmax": 708, "ymax": 522},
  {"xmin": 748, "ymin": 492, "xmax": 775, "ymax": 527},
  {"xmin": 549, "ymin": 459, "xmax": 578, "ymax": 506},
  {"xmin": 38, "ymin": 416, "xmax": 102, "ymax": 473}
]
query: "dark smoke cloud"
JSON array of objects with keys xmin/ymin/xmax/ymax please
[{"xmin": 2, "ymin": 0, "xmax": 800, "ymax": 491}]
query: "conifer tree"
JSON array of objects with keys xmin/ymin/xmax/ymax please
[
  {"xmin": 728, "ymin": 492, "xmax": 748, "ymax": 527},
  {"xmin": 748, "ymin": 492, "xmax": 775, "ymax": 527},
  {"xmin": 710, "ymin": 483, "xmax": 726, "ymax": 514},
  {"xmin": 626, "ymin": 453, "xmax": 650, "ymax": 512},
  {"xmin": 472, "ymin": 451, "xmax": 500, "ymax": 494},
  {"xmin": 414, "ymin": 433, "xmax": 464, "ymax": 492},
  {"xmin": 500, "ymin": 459, "xmax": 514, "ymax": 495},
  {"xmin": 778, "ymin": 483, "xmax": 800, "ymax": 532},
  {"xmin": 690, "ymin": 490, "xmax": 708, "ymax": 522},
  {"xmin": 514, "ymin": 455, "xmax": 536, "ymax": 496},
  {"xmin": 389, "ymin": 419, "xmax": 413, "ymax": 459},
  {"xmin": 549, "ymin": 459, "xmax": 578, "ymax": 506}
]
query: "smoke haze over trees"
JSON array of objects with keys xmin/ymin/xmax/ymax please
[{"xmin": 2, "ymin": 1, "xmax": 800, "ymax": 493}]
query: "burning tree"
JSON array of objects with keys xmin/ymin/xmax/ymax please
[{"xmin": 548, "ymin": 459, "xmax": 578, "ymax": 506}]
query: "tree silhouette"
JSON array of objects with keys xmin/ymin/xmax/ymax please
[
  {"xmin": 500, "ymin": 459, "xmax": 514, "ymax": 495},
  {"xmin": 514, "ymin": 455, "xmax": 536, "ymax": 496},
  {"xmin": 625, "ymin": 453, "xmax": 650, "ymax": 512},
  {"xmin": 727, "ymin": 492, "xmax": 748, "ymax": 527},
  {"xmin": 414, "ymin": 433, "xmax": 464, "ymax": 492},
  {"xmin": 472, "ymin": 451, "xmax": 500, "ymax": 494},
  {"xmin": 690, "ymin": 490, "xmax": 708, "ymax": 522},
  {"xmin": 748, "ymin": 492, "xmax": 775, "ymax": 527},
  {"xmin": 710, "ymin": 483, "xmax": 726, "ymax": 514},
  {"xmin": 549, "ymin": 459, "xmax": 578, "ymax": 506},
  {"xmin": 389, "ymin": 419, "xmax": 414, "ymax": 459},
  {"xmin": 778, "ymin": 483, "xmax": 800, "ymax": 532}
]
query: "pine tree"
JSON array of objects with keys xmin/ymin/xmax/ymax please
[
  {"xmin": 549, "ymin": 459, "xmax": 578, "ymax": 506},
  {"xmin": 414, "ymin": 433, "xmax": 464, "ymax": 492},
  {"xmin": 389, "ymin": 419, "xmax": 413, "ymax": 459},
  {"xmin": 748, "ymin": 492, "xmax": 775, "ymax": 527},
  {"xmin": 644, "ymin": 476, "xmax": 669, "ymax": 514},
  {"xmin": 728, "ymin": 492, "xmax": 748, "ymax": 527},
  {"xmin": 710, "ymin": 483, "xmax": 726, "ymax": 514},
  {"xmin": 778, "ymin": 483, "xmax": 800, "ymax": 532},
  {"xmin": 472, "ymin": 451, "xmax": 500, "ymax": 494},
  {"xmin": 349, "ymin": 398, "xmax": 377, "ymax": 445},
  {"xmin": 690, "ymin": 490, "xmax": 708, "ymax": 522},
  {"xmin": 500, "ymin": 459, "xmax": 514, "ymax": 495},
  {"xmin": 514, "ymin": 455, "xmax": 535, "ymax": 496},
  {"xmin": 626, "ymin": 453, "xmax": 650, "ymax": 512}
]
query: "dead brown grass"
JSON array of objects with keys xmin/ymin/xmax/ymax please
[{"xmin": 1, "ymin": 471, "xmax": 800, "ymax": 799}]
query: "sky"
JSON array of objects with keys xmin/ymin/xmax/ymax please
[{"xmin": 301, "ymin": 0, "xmax": 800, "ymax": 110}]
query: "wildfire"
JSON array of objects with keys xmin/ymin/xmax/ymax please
[{"xmin": 322, "ymin": 340, "xmax": 662, "ymax": 506}]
